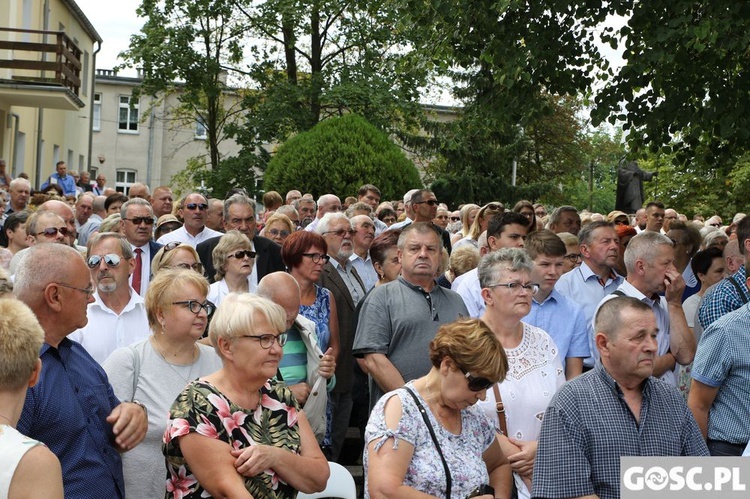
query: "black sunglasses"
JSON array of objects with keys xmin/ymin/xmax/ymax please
[
  {"xmin": 124, "ymin": 216, "xmax": 155, "ymax": 225},
  {"xmin": 414, "ymin": 199, "xmax": 439, "ymax": 206},
  {"xmin": 87, "ymin": 253, "xmax": 122, "ymax": 269},
  {"xmin": 463, "ymin": 369, "xmax": 494, "ymax": 392},
  {"xmin": 228, "ymin": 249, "xmax": 257, "ymax": 260},
  {"xmin": 185, "ymin": 203, "xmax": 208, "ymax": 211},
  {"xmin": 37, "ymin": 226, "xmax": 69, "ymax": 237}
]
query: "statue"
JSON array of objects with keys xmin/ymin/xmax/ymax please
[{"xmin": 615, "ymin": 159, "xmax": 656, "ymax": 214}]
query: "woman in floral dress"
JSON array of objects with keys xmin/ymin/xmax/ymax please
[{"xmin": 163, "ymin": 294, "xmax": 329, "ymax": 499}]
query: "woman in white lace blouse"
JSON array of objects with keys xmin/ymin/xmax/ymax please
[{"xmin": 477, "ymin": 248, "xmax": 565, "ymax": 499}]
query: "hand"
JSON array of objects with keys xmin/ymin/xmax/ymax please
[
  {"xmin": 289, "ymin": 383, "xmax": 311, "ymax": 405},
  {"xmin": 506, "ymin": 438, "xmax": 537, "ymax": 477},
  {"xmin": 231, "ymin": 445, "xmax": 281, "ymax": 477},
  {"xmin": 107, "ymin": 402, "xmax": 148, "ymax": 451},
  {"xmin": 664, "ymin": 267, "xmax": 686, "ymax": 304},
  {"xmin": 317, "ymin": 348, "xmax": 336, "ymax": 379}
]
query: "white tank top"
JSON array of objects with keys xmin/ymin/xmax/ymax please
[{"xmin": 0, "ymin": 424, "xmax": 44, "ymax": 499}]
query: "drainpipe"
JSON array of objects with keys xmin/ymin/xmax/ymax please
[
  {"xmin": 8, "ymin": 113, "xmax": 20, "ymax": 177},
  {"xmin": 35, "ymin": 0, "xmax": 51, "ymax": 189},
  {"xmin": 88, "ymin": 40, "xmax": 102, "ymax": 175},
  {"xmin": 146, "ymin": 103, "xmax": 155, "ymax": 186}
]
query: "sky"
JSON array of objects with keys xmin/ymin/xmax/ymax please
[{"xmin": 76, "ymin": 0, "xmax": 143, "ymax": 74}]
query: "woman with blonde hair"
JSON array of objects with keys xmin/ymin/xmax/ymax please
[
  {"xmin": 260, "ymin": 212, "xmax": 294, "ymax": 246},
  {"xmin": 151, "ymin": 241, "xmax": 204, "ymax": 276},
  {"xmin": 163, "ymin": 293, "xmax": 329, "ymax": 498},
  {"xmin": 103, "ymin": 269, "xmax": 221, "ymax": 499},
  {"xmin": 450, "ymin": 203, "xmax": 480, "ymax": 244},
  {"xmin": 454, "ymin": 202, "xmax": 504, "ymax": 249},
  {"xmin": 208, "ymin": 230, "xmax": 255, "ymax": 306}
]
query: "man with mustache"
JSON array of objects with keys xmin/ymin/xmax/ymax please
[
  {"xmin": 533, "ymin": 297, "xmax": 708, "ymax": 499},
  {"xmin": 69, "ymin": 233, "xmax": 149, "ymax": 364}
]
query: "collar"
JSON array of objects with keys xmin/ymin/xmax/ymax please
[
  {"xmin": 349, "ymin": 252, "xmax": 371, "ymax": 264},
  {"xmin": 329, "ymin": 257, "xmax": 350, "ymax": 271},
  {"xmin": 90, "ymin": 288, "xmax": 145, "ymax": 315},
  {"xmin": 533, "ymin": 288, "xmax": 560, "ymax": 306},
  {"xmin": 578, "ymin": 261, "xmax": 620, "ymax": 285},
  {"xmin": 620, "ymin": 279, "xmax": 661, "ymax": 305},
  {"xmin": 594, "ymin": 360, "xmax": 650, "ymax": 397},
  {"xmin": 397, "ymin": 275, "xmax": 436, "ymax": 294}
]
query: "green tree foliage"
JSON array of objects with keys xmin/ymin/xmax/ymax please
[{"xmin": 264, "ymin": 114, "xmax": 422, "ymax": 199}]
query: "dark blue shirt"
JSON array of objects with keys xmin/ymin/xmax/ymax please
[{"xmin": 18, "ymin": 338, "xmax": 125, "ymax": 498}]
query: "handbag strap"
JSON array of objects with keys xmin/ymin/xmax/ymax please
[
  {"xmin": 493, "ymin": 384, "xmax": 508, "ymax": 437},
  {"xmin": 404, "ymin": 386, "xmax": 452, "ymax": 499}
]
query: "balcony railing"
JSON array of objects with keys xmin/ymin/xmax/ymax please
[{"xmin": 0, "ymin": 27, "xmax": 82, "ymax": 96}]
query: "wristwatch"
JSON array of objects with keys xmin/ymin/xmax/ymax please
[{"xmin": 131, "ymin": 400, "xmax": 148, "ymax": 417}]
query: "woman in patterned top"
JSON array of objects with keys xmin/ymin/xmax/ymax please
[{"xmin": 163, "ymin": 293, "xmax": 329, "ymax": 499}]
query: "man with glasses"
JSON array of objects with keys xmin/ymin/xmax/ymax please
[
  {"xmin": 316, "ymin": 212, "xmax": 366, "ymax": 460},
  {"xmin": 156, "ymin": 192, "xmax": 222, "ymax": 248},
  {"xmin": 196, "ymin": 194, "xmax": 285, "ymax": 284},
  {"xmin": 69, "ymin": 233, "xmax": 149, "ymax": 364},
  {"xmin": 14, "ymin": 243, "xmax": 148, "ymax": 498},
  {"xmin": 8, "ymin": 211, "xmax": 68, "ymax": 274},
  {"xmin": 455, "ymin": 211, "xmax": 531, "ymax": 317},
  {"xmin": 556, "ymin": 221, "xmax": 624, "ymax": 371},
  {"xmin": 390, "ymin": 189, "xmax": 453, "ymax": 254},
  {"xmin": 120, "ymin": 198, "xmax": 163, "ymax": 295},
  {"xmin": 354, "ymin": 222, "xmax": 469, "ymax": 409},
  {"xmin": 304, "ymin": 194, "xmax": 342, "ymax": 233},
  {"xmin": 37, "ymin": 199, "xmax": 79, "ymax": 248}
]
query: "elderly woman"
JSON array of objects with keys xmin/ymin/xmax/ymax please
[
  {"xmin": 369, "ymin": 229, "xmax": 401, "ymax": 285},
  {"xmin": 477, "ymin": 249, "xmax": 565, "ymax": 499},
  {"xmin": 433, "ymin": 207, "xmax": 451, "ymax": 230},
  {"xmin": 103, "ymin": 269, "xmax": 221, "ymax": 499},
  {"xmin": 152, "ymin": 241, "xmax": 204, "ymax": 275},
  {"xmin": 454, "ymin": 202, "xmax": 504, "ymax": 249},
  {"xmin": 0, "ymin": 299, "xmax": 63, "ymax": 498},
  {"xmin": 163, "ymin": 294, "xmax": 329, "ymax": 498},
  {"xmin": 450, "ymin": 203, "xmax": 480, "ymax": 245},
  {"xmin": 365, "ymin": 318, "xmax": 512, "ymax": 499},
  {"xmin": 208, "ymin": 230, "xmax": 255, "ymax": 306},
  {"xmin": 556, "ymin": 231, "xmax": 581, "ymax": 274},
  {"xmin": 261, "ymin": 212, "xmax": 294, "ymax": 246}
]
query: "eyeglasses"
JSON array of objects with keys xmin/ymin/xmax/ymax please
[
  {"xmin": 36, "ymin": 226, "xmax": 69, "ymax": 237},
  {"xmin": 302, "ymin": 253, "xmax": 330, "ymax": 264},
  {"xmin": 268, "ymin": 228, "xmax": 290, "ymax": 238},
  {"xmin": 228, "ymin": 249, "xmax": 257, "ymax": 259},
  {"xmin": 563, "ymin": 253, "xmax": 582, "ymax": 263},
  {"xmin": 185, "ymin": 203, "xmax": 208, "ymax": 211},
  {"xmin": 458, "ymin": 366, "xmax": 494, "ymax": 392},
  {"xmin": 486, "ymin": 282, "xmax": 540, "ymax": 294},
  {"xmin": 322, "ymin": 229, "xmax": 356, "ymax": 237},
  {"xmin": 414, "ymin": 199, "xmax": 439, "ymax": 206},
  {"xmin": 239, "ymin": 332, "xmax": 288, "ymax": 349},
  {"xmin": 172, "ymin": 262, "xmax": 204, "ymax": 273},
  {"xmin": 172, "ymin": 300, "xmax": 216, "ymax": 316},
  {"xmin": 450, "ymin": 217, "xmax": 460, "ymax": 222},
  {"xmin": 56, "ymin": 282, "xmax": 95, "ymax": 297},
  {"xmin": 124, "ymin": 216, "xmax": 155, "ymax": 225},
  {"xmin": 484, "ymin": 203, "xmax": 504, "ymax": 212},
  {"xmin": 87, "ymin": 253, "xmax": 122, "ymax": 269},
  {"xmin": 157, "ymin": 242, "xmax": 183, "ymax": 268}
]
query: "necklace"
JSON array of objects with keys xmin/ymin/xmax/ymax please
[
  {"xmin": 424, "ymin": 378, "xmax": 458, "ymax": 432},
  {"xmin": 150, "ymin": 336, "xmax": 199, "ymax": 385}
]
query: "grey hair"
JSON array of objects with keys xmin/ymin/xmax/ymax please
[
  {"xmin": 623, "ymin": 231, "xmax": 673, "ymax": 273},
  {"xmin": 477, "ymin": 248, "xmax": 533, "ymax": 288},
  {"xmin": 595, "ymin": 296, "xmax": 652, "ymax": 339},
  {"xmin": 120, "ymin": 197, "xmax": 153, "ymax": 219},
  {"xmin": 14, "ymin": 244, "xmax": 84, "ymax": 303},
  {"xmin": 293, "ymin": 197, "xmax": 316, "ymax": 211},
  {"xmin": 87, "ymin": 232, "xmax": 135, "ymax": 260},
  {"xmin": 397, "ymin": 222, "xmax": 441, "ymax": 250},
  {"xmin": 223, "ymin": 194, "xmax": 254, "ymax": 220},
  {"xmin": 546, "ymin": 205, "xmax": 578, "ymax": 229},
  {"xmin": 345, "ymin": 202, "xmax": 372, "ymax": 218},
  {"xmin": 578, "ymin": 220, "xmax": 614, "ymax": 247},
  {"xmin": 316, "ymin": 212, "xmax": 350, "ymax": 235},
  {"xmin": 276, "ymin": 205, "xmax": 298, "ymax": 219}
]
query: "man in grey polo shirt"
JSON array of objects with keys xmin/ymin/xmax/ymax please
[{"xmin": 353, "ymin": 222, "xmax": 468, "ymax": 408}]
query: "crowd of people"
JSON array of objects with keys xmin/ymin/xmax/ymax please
[{"xmin": 0, "ymin": 161, "xmax": 748, "ymax": 499}]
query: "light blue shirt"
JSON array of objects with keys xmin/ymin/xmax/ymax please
[
  {"xmin": 350, "ymin": 252, "xmax": 378, "ymax": 292},
  {"xmin": 454, "ymin": 268, "xmax": 483, "ymax": 318},
  {"xmin": 555, "ymin": 261, "xmax": 623, "ymax": 367},
  {"xmin": 523, "ymin": 289, "xmax": 590, "ymax": 369}
]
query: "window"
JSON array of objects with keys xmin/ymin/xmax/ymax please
[
  {"xmin": 195, "ymin": 116, "xmax": 207, "ymax": 140},
  {"xmin": 115, "ymin": 169, "xmax": 137, "ymax": 193},
  {"xmin": 93, "ymin": 93, "xmax": 101, "ymax": 131},
  {"xmin": 118, "ymin": 95, "xmax": 139, "ymax": 132}
]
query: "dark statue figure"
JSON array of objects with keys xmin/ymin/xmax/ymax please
[{"xmin": 615, "ymin": 159, "xmax": 656, "ymax": 214}]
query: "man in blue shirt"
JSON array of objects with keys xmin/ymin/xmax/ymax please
[
  {"xmin": 41, "ymin": 161, "xmax": 77, "ymax": 197},
  {"xmin": 14, "ymin": 243, "xmax": 148, "ymax": 499}
]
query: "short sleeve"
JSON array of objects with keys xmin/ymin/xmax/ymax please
[
  {"xmin": 353, "ymin": 287, "xmax": 393, "ymax": 356},
  {"xmin": 102, "ymin": 346, "xmax": 137, "ymax": 402},
  {"xmin": 567, "ymin": 304, "xmax": 591, "ymax": 358},
  {"xmin": 691, "ymin": 321, "xmax": 732, "ymax": 388},
  {"xmin": 365, "ymin": 390, "xmax": 424, "ymax": 451}
]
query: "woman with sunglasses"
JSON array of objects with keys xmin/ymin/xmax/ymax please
[
  {"xmin": 102, "ymin": 269, "xmax": 222, "ymax": 499},
  {"xmin": 151, "ymin": 241, "xmax": 204, "ymax": 275},
  {"xmin": 454, "ymin": 202, "xmax": 504, "ymax": 249},
  {"xmin": 476, "ymin": 249, "xmax": 565, "ymax": 499},
  {"xmin": 365, "ymin": 318, "xmax": 512, "ymax": 499},
  {"xmin": 261, "ymin": 212, "xmax": 294, "ymax": 246},
  {"xmin": 207, "ymin": 230, "xmax": 256, "ymax": 307},
  {"xmin": 163, "ymin": 293, "xmax": 329, "ymax": 498}
]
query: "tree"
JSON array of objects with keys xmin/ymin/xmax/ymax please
[{"xmin": 264, "ymin": 114, "xmax": 422, "ymax": 198}]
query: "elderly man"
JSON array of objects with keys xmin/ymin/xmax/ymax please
[
  {"xmin": 78, "ymin": 171, "xmax": 93, "ymax": 192},
  {"xmin": 663, "ymin": 207, "xmax": 678, "ymax": 233},
  {"xmin": 15, "ymin": 243, "xmax": 148, "ymax": 498},
  {"xmin": 533, "ymin": 297, "xmax": 708, "ymax": 499},
  {"xmin": 304, "ymin": 194, "xmax": 342, "ymax": 232},
  {"xmin": 555, "ymin": 220, "xmax": 624, "ymax": 369},
  {"xmin": 150, "ymin": 186, "xmax": 174, "ymax": 218},
  {"xmin": 593, "ymin": 231, "xmax": 696, "ymax": 386},
  {"xmin": 93, "ymin": 173, "xmax": 107, "ymax": 196},
  {"xmin": 315, "ymin": 212, "xmax": 366, "ymax": 459},
  {"xmin": 126, "ymin": 182, "xmax": 150, "ymax": 200},
  {"xmin": 204, "ymin": 198, "xmax": 225, "ymax": 232},
  {"xmin": 389, "ymin": 188, "xmax": 419, "ymax": 230},
  {"xmin": 156, "ymin": 192, "xmax": 222, "ymax": 247},
  {"xmin": 77, "ymin": 195, "xmax": 106, "ymax": 246},
  {"xmin": 689, "ymin": 269, "xmax": 750, "ymax": 456},
  {"xmin": 8, "ymin": 212, "xmax": 68, "ymax": 273},
  {"xmin": 75, "ymin": 192, "xmax": 95, "ymax": 228},
  {"xmin": 69, "ymin": 233, "xmax": 149, "ymax": 364},
  {"xmin": 196, "ymin": 194, "xmax": 285, "ymax": 285},
  {"xmin": 455, "ymin": 211, "xmax": 530, "ymax": 317},
  {"xmin": 547, "ymin": 205, "xmax": 581, "ymax": 235},
  {"xmin": 6, "ymin": 177, "xmax": 30, "ymax": 215},
  {"xmin": 353, "ymin": 222, "xmax": 469, "ymax": 408},
  {"xmin": 294, "ymin": 197, "xmax": 317, "ymax": 229},
  {"xmin": 349, "ymin": 214, "xmax": 378, "ymax": 291},
  {"xmin": 285, "ymin": 189, "xmax": 302, "ymax": 205},
  {"xmin": 41, "ymin": 161, "xmax": 77, "ymax": 196},
  {"xmin": 119, "ymin": 198, "xmax": 162, "ymax": 295}
]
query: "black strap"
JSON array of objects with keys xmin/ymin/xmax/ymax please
[
  {"xmin": 404, "ymin": 387, "xmax": 452, "ymax": 499},
  {"xmin": 727, "ymin": 275, "xmax": 750, "ymax": 304}
]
